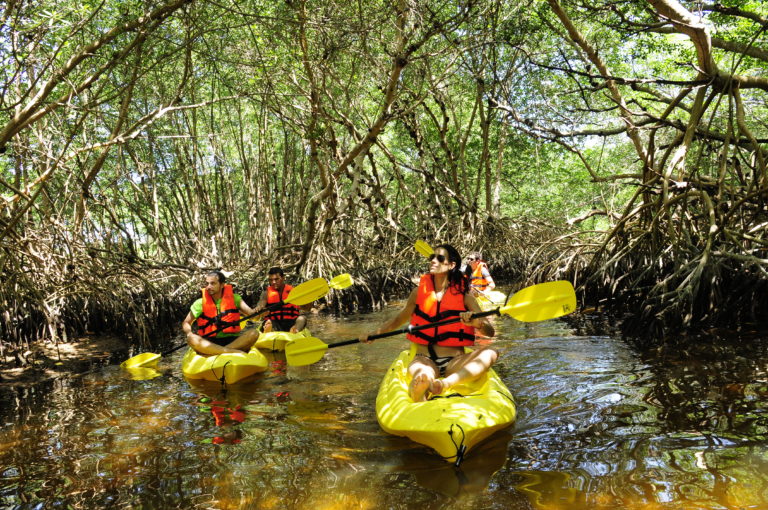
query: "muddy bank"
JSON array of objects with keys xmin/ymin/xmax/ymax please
[{"xmin": 0, "ymin": 334, "xmax": 130, "ymax": 386}]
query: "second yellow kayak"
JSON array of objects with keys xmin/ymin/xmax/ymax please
[
  {"xmin": 253, "ymin": 328, "xmax": 311, "ymax": 351},
  {"xmin": 476, "ymin": 290, "xmax": 507, "ymax": 311}
]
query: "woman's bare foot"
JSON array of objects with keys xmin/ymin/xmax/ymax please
[
  {"xmin": 262, "ymin": 320, "xmax": 273, "ymax": 333},
  {"xmin": 430, "ymin": 378, "xmax": 449, "ymax": 396},
  {"xmin": 409, "ymin": 373, "xmax": 432, "ymax": 402}
]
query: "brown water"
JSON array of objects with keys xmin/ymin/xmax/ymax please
[{"xmin": 2, "ymin": 301, "xmax": 768, "ymax": 509}]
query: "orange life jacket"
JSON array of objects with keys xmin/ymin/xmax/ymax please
[
  {"xmin": 406, "ymin": 274, "xmax": 475, "ymax": 347},
  {"xmin": 264, "ymin": 284, "xmax": 300, "ymax": 323},
  {"xmin": 470, "ymin": 262, "xmax": 491, "ymax": 291},
  {"xmin": 197, "ymin": 284, "xmax": 241, "ymax": 337}
]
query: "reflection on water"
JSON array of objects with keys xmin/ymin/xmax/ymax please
[
  {"xmin": 1, "ymin": 300, "xmax": 768, "ymax": 509},
  {"xmin": 122, "ymin": 366, "xmax": 163, "ymax": 380}
]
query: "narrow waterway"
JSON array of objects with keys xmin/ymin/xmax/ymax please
[{"xmin": 2, "ymin": 298, "xmax": 768, "ymax": 509}]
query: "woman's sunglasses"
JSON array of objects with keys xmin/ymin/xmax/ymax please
[{"xmin": 429, "ymin": 253, "xmax": 447, "ymax": 263}]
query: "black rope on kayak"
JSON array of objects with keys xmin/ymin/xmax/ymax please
[
  {"xmin": 454, "ymin": 466, "xmax": 469, "ymax": 486},
  {"xmin": 447, "ymin": 423, "xmax": 467, "ymax": 467},
  {"xmin": 429, "ymin": 392, "xmax": 479, "ymax": 400},
  {"xmin": 496, "ymin": 389, "xmax": 515, "ymax": 404},
  {"xmin": 209, "ymin": 356, "xmax": 231, "ymax": 389}
]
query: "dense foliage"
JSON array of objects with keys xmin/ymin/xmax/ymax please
[{"xmin": 0, "ymin": 0, "xmax": 766, "ymax": 361}]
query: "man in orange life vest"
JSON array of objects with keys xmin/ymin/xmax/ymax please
[
  {"xmin": 253, "ymin": 267, "xmax": 309, "ymax": 333},
  {"xmin": 466, "ymin": 252, "xmax": 496, "ymax": 298},
  {"xmin": 182, "ymin": 271, "xmax": 260, "ymax": 355}
]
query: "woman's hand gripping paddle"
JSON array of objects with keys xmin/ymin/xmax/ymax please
[
  {"xmin": 120, "ymin": 274, "xmax": 354, "ymax": 368},
  {"xmin": 285, "ymin": 280, "xmax": 576, "ymax": 366}
]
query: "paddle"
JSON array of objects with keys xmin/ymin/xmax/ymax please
[
  {"xmin": 121, "ymin": 274, "xmax": 354, "ymax": 369},
  {"xmin": 414, "ymin": 240, "xmax": 434, "ymax": 258},
  {"xmin": 328, "ymin": 273, "xmax": 354, "ymax": 290},
  {"xmin": 285, "ymin": 280, "xmax": 576, "ymax": 366}
]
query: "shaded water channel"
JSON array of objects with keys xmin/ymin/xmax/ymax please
[{"xmin": 2, "ymin": 296, "xmax": 768, "ymax": 509}]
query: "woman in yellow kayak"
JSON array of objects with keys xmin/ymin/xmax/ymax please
[{"xmin": 360, "ymin": 244, "xmax": 496, "ymax": 402}]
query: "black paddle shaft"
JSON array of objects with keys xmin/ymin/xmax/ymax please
[
  {"xmin": 326, "ymin": 308, "xmax": 501, "ymax": 349},
  {"xmin": 162, "ymin": 342, "xmax": 191, "ymax": 356},
  {"xmin": 200, "ymin": 300, "xmax": 286, "ymax": 339}
]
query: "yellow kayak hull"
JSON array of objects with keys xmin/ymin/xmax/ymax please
[
  {"xmin": 120, "ymin": 352, "xmax": 160, "ymax": 369},
  {"xmin": 477, "ymin": 290, "xmax": 507, "ymax": 311},
  {"xmin": 253, "ymin": 328, "xmax": 311, "ymax": 351},
  {"xmin": 375, "ymin": 347, "xmax": 516, "ymax": 463},
  {"xmin": 181, "ymin": 346, "xmax": 268, "ymax": 384}
]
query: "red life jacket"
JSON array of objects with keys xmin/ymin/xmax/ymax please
[
  {"xmin": 197, "ymin": 284, "xmax": 241, "ymax": 337},
  {"xmin": 406, "ymin": 274, "xmax": 475, "ymax": 347},
  {"xmin": 470, "ymin": 262, "xmax": 491, "ymax": 291},
  {"xmin": 264, "ymin": 284, "xmax": 300, "ymax": 323}
]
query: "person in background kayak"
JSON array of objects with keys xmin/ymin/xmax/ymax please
[
  {"xmin": 254, "ymin": 267, "xmax": 309, "ymax": 333},
  {"xmin": 466, "ymin": 251, "xmax": 496, "ymax": 298},
  {"xmin": 360, "ymin": 244, "xmax": 496, "ymax": 402},
  {"xmin": 182, "ymin": 271, "xmax": 260, "ymax": 355}
]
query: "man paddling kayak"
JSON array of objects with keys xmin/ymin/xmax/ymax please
[
  {"xmin": 182, "ymin": 271, "xmax": 260, "ymax": 355},
  {"xmin": 360, "ymin": 244, "xmax": 496, "ymax": 402},
  {"xmin": 466, "ymin": 251, "xmax": 496, "ymax": 298},
  {"xmin": 254, "ymin": 267, "xmax": 310, "ymax": 333}
]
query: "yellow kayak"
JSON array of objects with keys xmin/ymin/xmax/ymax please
[
  {"xmin": 375, "ymin": 345, "xmax": 516, "ymax": 465},
  {"xmin": 181, "ymin": 345, "xmax": 268, "ymax": 384},
  {"xmin": 253, "ymin": 328, "xmax": 311, "ymax": 351},
  {"xmin": 476, "ymin": 290, "xmax": 507, "ymax": 311}
]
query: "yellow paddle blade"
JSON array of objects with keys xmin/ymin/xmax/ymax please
[
  {"xmin": 329, "ymin": 273, "xmax": 354, "ymax": 290},
  {"xmin": 499, "ymin": 281, "xmax": 576, "ymax": 322},
  {"xmin": 121, "ymin": 352, "xmax": 161, "ymax": 369},
  {"xmin": 285, "ymin": 336, "xmax": 330, "ymax": 366},
  {"xmin": 414, "ymin": 240, "xmax": 434, "ymax": 258},
  {"xmin": 285, "ymin": 277, "xmax": 329, "ymax": 305}
]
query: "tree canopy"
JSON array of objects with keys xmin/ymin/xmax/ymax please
[{"xmin": 1, "ymin": 0, "xmax": 766, "ymax": 357}]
